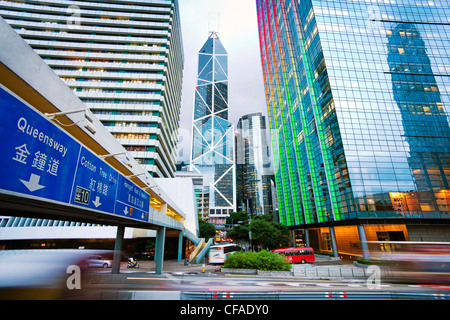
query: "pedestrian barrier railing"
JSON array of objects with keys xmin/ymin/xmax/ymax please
[
  {"xmin": 293, "ymin": 266, "xmax": 369, "ymax": 279},
  {"xmin": 181, "ymin": 291, "xmax": 450, "ymax": 300}
]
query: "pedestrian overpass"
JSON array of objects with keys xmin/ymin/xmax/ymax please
[{"xmin": 0, "ymin": 18, "xmax": 196, "ymax": 274}]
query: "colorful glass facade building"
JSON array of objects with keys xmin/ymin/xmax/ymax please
[
  {"xmin": 256, "ymin": 0, "xmax": 450, "ymax": 255},
  {"xmin": 190, "ymin": 32, "xmax": 236, "ymax": 225}
]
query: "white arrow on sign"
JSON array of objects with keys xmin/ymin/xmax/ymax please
[
  {"xmin": 20, "ymin": 173, "xmax": 45, "ymax": 192},
  {"xmin": 123, "ymin": 207, "xmax": 129, "ymax": 215},
  {"xmin": 92, "ymin": 196, "xmax": 102, "ymax": 208}
]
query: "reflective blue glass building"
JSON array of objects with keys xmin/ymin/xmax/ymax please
[
  {"xmin": 256, "ymin": 0, "xmax": 450, "ymax": 255},
  {"xmin": 190, "ymin": 32, "xmax": 236, "ymax": 226},
  {"xmin": 236, "ymin": 113, "xmax": 276, "ymax": 217}
]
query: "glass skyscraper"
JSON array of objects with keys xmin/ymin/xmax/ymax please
[
  {"xmin": 1, "ymin": 0, "xmax": 183, "ymax": 178},
  {"xmin": 256, "ymin": 0, "xmax": 450, "ymax": 254},
  {"xmin": 190, "ymin": 31, "xmax": 236, "ymax": 226},
  {"xmin": 236, "ymin": 112, "xmax": 275, "ymax": 217}
]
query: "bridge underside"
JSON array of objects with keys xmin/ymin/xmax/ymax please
[{"xmin": 0, "ymin": 193, "xmax": 166, "ymax": 231}]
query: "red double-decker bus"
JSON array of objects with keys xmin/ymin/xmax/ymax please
[{"xmin": 273, "ymin": 247, "xmax": 315, "ymax": 264}]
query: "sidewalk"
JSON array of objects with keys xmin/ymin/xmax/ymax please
[
  {"xmin": 114, "ymin": 256, "xmax": 368, "ymax": 280},
  {"xmin": 115, "ymin": 259, "xmax": 218, "ymax": 274}
]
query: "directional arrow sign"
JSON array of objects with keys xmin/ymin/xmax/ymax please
[
  {"xmin": 0, "ymin": 86, "xmax": 150, "ymax": 224},
  {"xmin": 70, "ymin": 146, "xmax": 118, "ymax": 213},
  {"xmin": 115, "ymin": 175, "xmax": 149, "ymax": 222},
  {"xmin": 92, "ymin": 196, "xmax": 102, "ymax": 208},
  {"xmin": 0, "ymin": 87, "xmax": 80, "ymax": 203},
  {"xmin": 19, "ymin": 173, "xmax": 45, "ymax": 192}
]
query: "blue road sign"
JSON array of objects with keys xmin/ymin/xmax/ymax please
[
  {"xmin": 70, "ymin": 146, "xmax": 119, "ymax": 213},
  {"xmin": 0, "ymin": 86, "xmax": 81, "ymax": 203},
  {"xmin": 115, "ymin": 175, "xmax": 150, "ymax": 222},
  {"xmin": 0, "ymin": 86, "xmax": 151, "ymax": 223}
]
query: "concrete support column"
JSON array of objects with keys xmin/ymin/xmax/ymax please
[
  {"xmin": 291, "ymin": 230, "xmax": 296, "ymax": 247},
  {"xmin": 160, "ymin": 203, "xmax": 167, "ymax": 215},
  {"xmin": 155, "ymin": 226, "xmax": 166, "ymax": 275},
  {"xmin": 177, "ymin": 230, "xmax": 183, "ymax": 262},
  {"xmin": 358, "ymin": 224, "xmax": 370, "ymax": 260},
  {"xmin": 111, "ymin": 225, "xmax": 125, "ymax": 274},
  {"xmin": 304, "ymin": 228, "xmax": 310, "ymax": 247},
  {"xmin": 329, "ymin": 226, "xmax": 339, "ymax": 258}
]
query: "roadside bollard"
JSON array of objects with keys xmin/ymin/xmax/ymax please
[{"xmin": 202, "ymin": 264, "xmax": 205, "ymax": 273}]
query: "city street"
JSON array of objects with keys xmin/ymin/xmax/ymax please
[{"xmin": 63, "ymin": 260, "xmax": 450, "ymax": 300}]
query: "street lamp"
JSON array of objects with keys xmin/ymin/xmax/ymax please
[
  {"xmin": 126, "ymin": 172, "xmax": 147, "ymax": 179},
  {"xmin": 45, "ymin": 108, "xmax": 96, "ymax": 134},
  {"xmin": 100, "ymin": 151, "xmax": 128, "ymax": 159}
]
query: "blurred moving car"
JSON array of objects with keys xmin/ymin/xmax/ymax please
[
  {"xmin": 367, "ymin": 241, "xmax": 450, "ymax": 284},
  {"xmin": 84, "ymin": 255, "xmax": 112, "ymax": 268},
  {"xmin": 0, "ymin": 249, "xmax": 114, "ymax": 299}
]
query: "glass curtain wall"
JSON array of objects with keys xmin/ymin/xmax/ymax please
[
  {"xmin": 190, "ymin": 32, "xmax": 236, "ymax": 219},
  {"xmin": 256, "ymin": 0, "xmax": 450, "ymax": 227},
  {"xmin": 236, "ymin": 113, "xmax": 275, "ymax": 216}
]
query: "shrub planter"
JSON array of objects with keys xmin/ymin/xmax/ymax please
[
  {"xmin": 220, "ymin": 268, "xmax": 257, "ymax": 275},
  {"xmin": 220, "ymin": 268, "xmax": 293, "ymax": 277},
  {"xmin": 222, "ymin": 250, "xmax": 292, "ymax": 275},
  {"xmin": 257, "ymin": 270, "xmax": 293, "ymax": 277}
]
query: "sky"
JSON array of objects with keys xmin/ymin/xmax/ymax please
[{"xmin": 176, "ymin": 0, "xmax": 267, "ymax": 162}]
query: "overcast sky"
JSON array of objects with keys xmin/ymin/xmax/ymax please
[{"xmin": 176, "ymin": 0, "xmax": 267, "ymax": 162}]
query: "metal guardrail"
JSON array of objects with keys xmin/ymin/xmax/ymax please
[
  {"xmin": 181, "ymin": 291, "xmax": 450, "ymax": 300},
  {"xmin": 293, "ymin": 266, "xmax": 369, "ymax": 279}
]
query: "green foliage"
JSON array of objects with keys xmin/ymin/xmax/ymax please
[
  {"xmin": 198, "ymin": 217, "xmax": 216, "ymax": 239},
  {"xmin": 250, "ymin": 219, "xmax": 290, "ymax": 250},
  {"xmin": 226, "ymin": 211, "xmax": 249, "ymax": 225},
  {"xmin": 224, "ymin": 250, "xmax": 291, "ymax": 271},
  {"xmin": 226, "ymin": 217, "xmax": 290, "ymax": 250},
  {"xmin": 223, "ymin": 251, "xmax": 257, "ymax": 269},
  {"xmin": 255, "ymin": 250, "xmax": 291, "ymax": 271},
  {"xmin": 227, "ymin": 224, "xmax": 249, "ymax": 242},
  {"xmin": 252, "ymin": 214, "xmax": 273, "ymax": 222}
]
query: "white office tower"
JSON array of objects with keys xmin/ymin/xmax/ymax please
[
  {"xmin": 0, "ymin": 0, "xmax": 184, "ymax": 177},
  {"xmin": 190, "ymin": 32, "xmax": 236, "ymax": 227}
]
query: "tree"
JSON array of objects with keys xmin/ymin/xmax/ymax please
[
  {"xmin": 250, "ymin": 219, "xmax": 290, "ymax": 250},
  {"xmin": 227, "ymin": 224, "xmax": 250, "ymax": 242},
  {"xmin": 272, "ymin": 222, "xmax": 290, "ymax": 247},
  {"xmin": 198, "ymin": 218, "xmax": 216, "ymax": 239},
  {"xmin": 252, "ymin": 214, "xmax": 273, "ymax": 222},
  {"xmin": 225, "ymin": 211, "xmax": 249, "ymax": 225}
]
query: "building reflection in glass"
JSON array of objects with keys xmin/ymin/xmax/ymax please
[
  {"xmin": 236, "ymin": 113, "xmax": 276, "ymax": 217},
  {"xmin": 387, "ymin": 23, "xmax": 450, "ymax": 217}
]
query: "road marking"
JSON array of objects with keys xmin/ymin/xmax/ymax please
[
  {"xmin": 165, "ymin": 272, "xmax": 182, "ymax": 284},
  {"xmin": 126, "ymin": 276, "xmax": 179, "ymax": 283},
  {"xmin": 316, "ymin": 283, "xmax": 331, "ymax": 287},
  {"xmin": 127, "ymin": 277, "xmax": 167, "ymax": 280}
]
